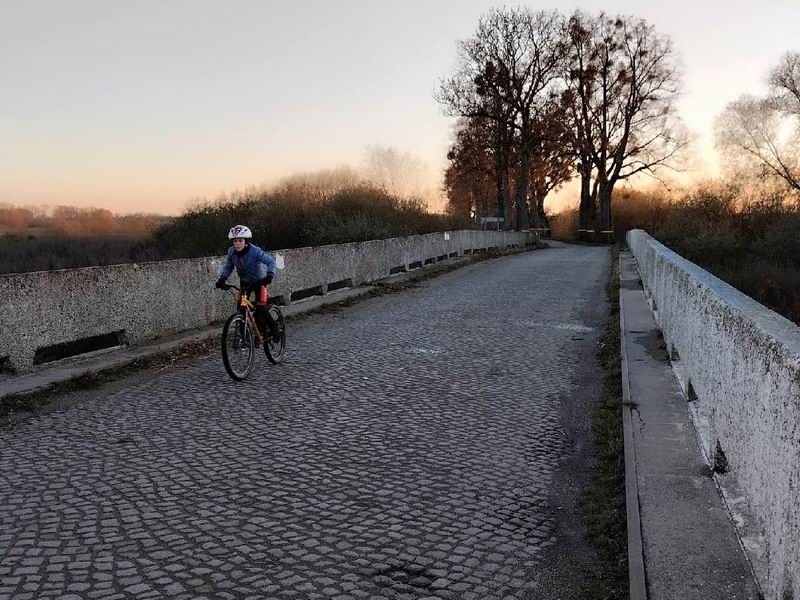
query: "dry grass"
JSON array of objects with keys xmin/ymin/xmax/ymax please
[
  {"xmin": 552, "ymin": 184, "xmax": 800, "ymax": 325},
  {"xmin": 549, "ymin": 206, "xmax": 579, "ymax": 241},
  {"xmin": 152, "ymin": 182, "xmax": 469, "ymax": 260},
  {"xmin": 622, "ymin": 187, "xmax": 800, "ymax": 325}
]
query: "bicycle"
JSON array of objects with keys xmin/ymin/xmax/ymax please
[{"xmin": 219, "ymin": 283, "xmax": 286, "ymax": 380}]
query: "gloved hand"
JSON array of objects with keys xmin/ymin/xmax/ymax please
[
  {"xmin": 263, "ymin": 272, "xmax": 274, "ymax": 285},
  {"xmin": 215, "ymin": 278, "xmax": 230, "ymax": 290}
]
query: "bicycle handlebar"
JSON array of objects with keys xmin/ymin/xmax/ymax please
[{"xmin": 218, "ymin": 283, "xmax": 270, "ymax": 292}]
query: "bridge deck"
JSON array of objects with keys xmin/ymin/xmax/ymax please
[{"xmin": 1, "ymin": 245, "xmax": 610, "ymax": 599}]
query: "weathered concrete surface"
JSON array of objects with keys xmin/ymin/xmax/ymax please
[
  {"xmin": 620, "ymin": 252, "xmax": 759, "ymax": 599},
  {"xmin": 0, "ymin": 230, "xmax": 536, "ymax": 374},
  {"xmin": 628, "ymin": 230, "xmax": 800, "ymax": 599},
  {"xmin": 0, "ymin": 244, "xmax": 609, "ymax": 599}
]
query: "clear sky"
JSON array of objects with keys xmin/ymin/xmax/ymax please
[{"xmin": 2, "ymin": 0, "xmax": 799, "ymax": 215}]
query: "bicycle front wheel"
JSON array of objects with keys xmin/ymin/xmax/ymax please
[
  {"xmin": 264, "ymin": 305, "xmax": 286, "ymax": 364},
  {"xmin": 221, "ymin": 313, "xmax": 255, "ymax": 380}
]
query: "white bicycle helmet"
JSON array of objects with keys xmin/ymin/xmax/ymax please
[{"xmin": 228, "ymin": 225, "xmax": 253, "ymax": 239}]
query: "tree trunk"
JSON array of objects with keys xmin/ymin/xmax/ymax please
[
  {"xmin": 578, "ymin": 158, "xmax": 595, "ymax": 240},
  {"xmin": 493, "ymin": 125, "xmax": 511, "ymax": 228},
  {"xmin": 536, "ymin": 194, "xmax": 549, "ymax": 231},
  {"xmin": 529, "ymin": 178, "xmax": 549, "ymax": 231},
  {"xmin": 494, "ymin": 155, "xmax": 507, "ymax": 223},
  {"xmin": 514, "ymin": 147, "xmax": 531, "ymax": 231},
  {"xmin": 596, "ymin": 179, "xmax": 614, "ymax": 242},
  {"xmin": 598, "ymin": 183, "xmax": 613, "ymax": 231}
]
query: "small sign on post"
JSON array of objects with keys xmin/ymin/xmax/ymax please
[{"xmin": 479, "ymin": 216, "xmax": 504, "ymax": 230}]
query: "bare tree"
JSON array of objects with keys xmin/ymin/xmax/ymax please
[
  {"xmin": 437, "ymin": 22, "xmax": 514, "ymax": 224},
  {"xmin": 770, "ymin": 51, "xmax": 800, "ymax": 111},
  {"xmin": 565, "ymin": 12, "xmax": 687, "ymax": 234},
  {"xmin": 437, "ymin": 8, "xmax": 566, "ymax": 230},
  {"xmin": 362, "ymin": 146, "xmax": 432, "ymax": 199},
  {"xmin": 716, "ymin": 52, "xmax": 800, "ymax": 194},
  {"xmin": 528, "ymin": 98, "xmax": 574, "ymax": 229},
  {"xmin": 444, "ymin": 118, "xmax": 496, "ymax": 220}
]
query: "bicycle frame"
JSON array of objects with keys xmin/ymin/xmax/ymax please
[{"xmin": 233, "ymin": 289, "xmax": 264, "ymax": 347}]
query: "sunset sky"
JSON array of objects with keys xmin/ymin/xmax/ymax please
[{"xmin": 2, "ymin": 0, "xmax": 799, "ymax": 215}]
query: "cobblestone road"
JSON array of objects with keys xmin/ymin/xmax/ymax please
[{"xmin": 1, "ymin": 245, "xmax": 610, "ymax": 600}]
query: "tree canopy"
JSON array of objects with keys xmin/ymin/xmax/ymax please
[{"xmin": 437, "ymin": 9, "xmax": 688, "ymax": 235}]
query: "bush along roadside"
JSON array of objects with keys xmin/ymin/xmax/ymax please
[{"xmin": 579, "ymin": 245, "xmax": 628, "ymax": 599}]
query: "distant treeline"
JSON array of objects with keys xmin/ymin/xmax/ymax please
[
  {"xmin": 0, "ymin": 180, "xmax": 469, "ymax": 275},
  {"xmin": 0, "ymin": 204, "xmax": 165, "ymax": 238},
  {"xmin": 551, "ymin": 183, "xmax": 800, "ymax": 326},
  {"xmin": 0, "ymin": 204, "xmax": 168, "ymax": 274}
]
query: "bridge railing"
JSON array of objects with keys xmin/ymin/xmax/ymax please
[
  {"xmin": 628, "ymin": 229, "xmax": 800, "ymax": 599},
  {"xmin": 0, "ymin": 230, "xmax": 537, "ymax": 375}
]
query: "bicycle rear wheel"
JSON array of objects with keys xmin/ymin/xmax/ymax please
[
  {"xmin": 264, "ymin": 305, "xmax": 286, "ymax": 364},
  {"xmin": 221, "ymin": 313, "xmax": 255, "ymax": 380}
]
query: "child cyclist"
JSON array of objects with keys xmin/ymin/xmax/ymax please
[{"xmin": 215, "ymin": 225, "xmax": 281, "ymax": 342}]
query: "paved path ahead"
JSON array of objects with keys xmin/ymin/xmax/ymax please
[{"xmin": 1, "ymin": 245, "xmax": 611, "ymax": 600}]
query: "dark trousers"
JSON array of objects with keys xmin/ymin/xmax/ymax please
[{"xmin": 245, "ymin": 286, "xmax": 280, "ymax": 336}]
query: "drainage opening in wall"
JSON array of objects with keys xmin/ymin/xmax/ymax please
[
  {"xmin": 33, "ymin": 330, "xmax": 128, "ymax": 366},
  {"xmin": 327, "ymin": 278, "xmax": 354, "ymax": 292},
  {"xmin": 389, "ymin": 265, "xmax": 407, "ymax": 275},
  {"xmin": 424, "ymin": 257, "xmax": 436, "ymax": 265},
  {"xmin": 290, "ymin": 286, "xmax": 325, "ymax": 302},
  {"xmin": 437, "ymin": 254, "xmax": 448, "ymax": 262},
  {"xmin": 0, "ymin": 356, "xmax": 16, "ymax": 375},
  {"xmin": 408, "ymin": 260, "xmax": 423, "ymax": 270}
]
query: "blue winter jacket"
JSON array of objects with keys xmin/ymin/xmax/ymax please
[{"xmin": 219, "ymin": 243, "xmax": 277, "ymax": 286}]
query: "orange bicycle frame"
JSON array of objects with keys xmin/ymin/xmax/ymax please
[{"xmin": 235, "ymin": 290, "xmax": 264, "ymax": 347}]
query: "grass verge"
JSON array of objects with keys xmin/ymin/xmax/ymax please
[{"xmin": 579, "ymin": 245, "xmax": 628, "ymax": 599}]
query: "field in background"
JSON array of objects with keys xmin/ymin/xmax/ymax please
[{"xmin": 0, "ymin": 205, "xmax": 167, "ymax": 274}]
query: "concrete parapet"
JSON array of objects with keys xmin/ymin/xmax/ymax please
[
  {"xmin": 627, "ymin": 229, "xmax": 800, "ymax": 599},
  {"xmin": 0, "ymin": 230, "xmax": 535, "ymax": 375}
]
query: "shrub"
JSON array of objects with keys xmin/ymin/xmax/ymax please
[
  {"xmin": 152, "ymin": 183, "xmax": 469, "ymax": 258},
  {"xmin": 609, "ymin": 184, "xmax": 800, "ymax": 325}
]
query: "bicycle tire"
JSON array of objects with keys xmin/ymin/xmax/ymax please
[
  {"xmin": 221, "ymin": 313, "xmax": 255, "ymax": 380},
  {"xmin": 264, "ymin": 305, "xmax": 286, "ymax": 364}
]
